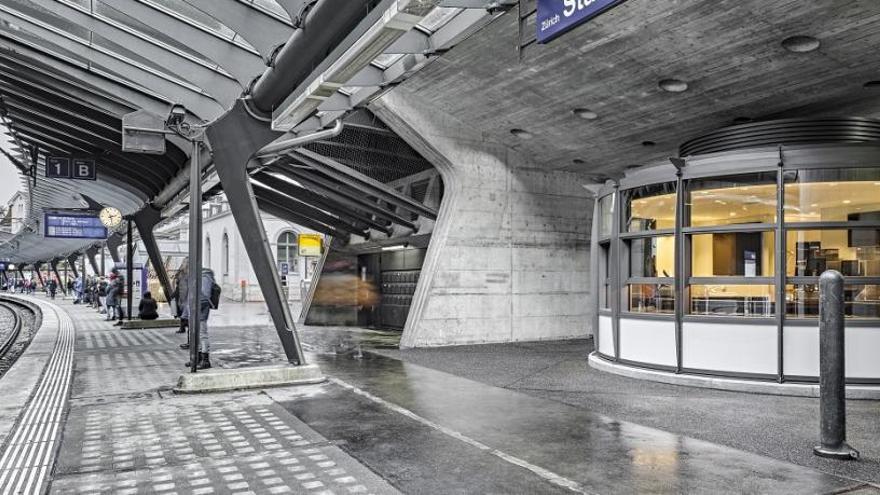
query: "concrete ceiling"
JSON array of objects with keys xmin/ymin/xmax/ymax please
[{"xmin": 397, "ymin": 0, "xmax": 880, "ymax": 179}]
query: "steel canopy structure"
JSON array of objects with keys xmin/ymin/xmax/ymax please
[{"xmin": 0, "ymin": 0, "xmax": 507, "ymax": 363}]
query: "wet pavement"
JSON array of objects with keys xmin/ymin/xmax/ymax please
[{"xmin": 2, "ymin": 297, "xmax": 879, "ymax": 493}]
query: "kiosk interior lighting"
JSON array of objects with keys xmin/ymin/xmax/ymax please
[
  {"xmin": 781, "ymin": 35, "xmax": 820, "ymax": 53},
  {"xmin": 658, "ymin": 79, "xmax": 688, "ymax": 93}
]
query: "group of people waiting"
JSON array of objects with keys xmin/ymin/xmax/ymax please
[{"xmin": 5, "ymin": 265, "xmax": 217, "ymax": 370}]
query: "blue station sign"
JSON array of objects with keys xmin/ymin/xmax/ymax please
[
  {"xmin": 44, "ymin": 211, "xmax": 108, "ymax": 239},
  {"xmin": 536, "ymin": 0, "xmax": 627, "ymax": 44}
]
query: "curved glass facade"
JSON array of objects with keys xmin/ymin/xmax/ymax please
[{"xmin": 593, "ymin": 144, "xmax": 880, "ymax": 384}]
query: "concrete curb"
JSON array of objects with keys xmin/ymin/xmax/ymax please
[
  {"xmin": 174, "ymin": 363, "xmax": 326, "ymax": 394},
  {"xmin": 588, "ymin": 352, "xmax": 880, "ymax": 400}
]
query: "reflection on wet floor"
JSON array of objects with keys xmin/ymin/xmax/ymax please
[{"xmin": 205, "ymin": 302, "xmax": 401, "ymax": 369}]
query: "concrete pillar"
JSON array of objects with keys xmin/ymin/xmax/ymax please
[{"xmin": 372, "ymin": 89, "xmax": 593, "ymax": 347}]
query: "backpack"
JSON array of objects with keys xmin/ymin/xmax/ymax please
[{"xmin": 210, "ymin": 282, "xmax": 221, "ymax": 309}]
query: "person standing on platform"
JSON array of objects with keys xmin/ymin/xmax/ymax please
[
  {"xmin": 47, "ymin": 278, "xmax": 57, "ymax": 299},
  {"xmin": 105, "ymin": 270, "xmax": 119, "ymax": 321},
  {"xmin": 172, "ymin": 268, "xmax": 188, "ymax": 337},
  {"xmin": 184, "ymin": 268, "xmax": 216, "ymax": 370}
]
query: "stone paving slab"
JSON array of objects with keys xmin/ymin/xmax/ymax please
[{"xmin": 47, "ymin": 299, "xmax": 399, "ymax": 495}]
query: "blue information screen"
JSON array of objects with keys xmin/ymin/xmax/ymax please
[
  {"xmin": 536, "ymin": 0, "xmax": 627, "ymax": 44},
  {"xmin": 44, "ymin": 212, "xmax": 108, "ymax": 239}
]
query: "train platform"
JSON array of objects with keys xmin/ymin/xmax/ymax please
[{"xmin": 0, "ymin": 294, "xmax": 879, "ymax": 494}]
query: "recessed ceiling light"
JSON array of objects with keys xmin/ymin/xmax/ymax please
[
  {"xmin": 659, "ymin": 79, "xmax": 688, "ymax": 93},
  {"xmin": 781, "ymin": 35, "xmax": 820, "ymax": 53},
  {"xmin": 510, "ymin": 128, "xmax": 533, "ymax": 139},
  {"xmin": 864, "ymin": 81, "xmax": 880, "ymax": 88},
  {"xmin": 572, "ymin": 108, "xmax": 598, "ymax": 120},
  {"xmin": 641, "ymin": 141, "xmax": 656, "ymax": 147},
  {"xmin": 843, "ymin": 199, "xmax": 852, "ymax": 204}
]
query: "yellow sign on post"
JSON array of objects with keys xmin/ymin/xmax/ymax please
[{"xmin": 298, "ymin": 234, "xmax": 323, "ymax": 257}]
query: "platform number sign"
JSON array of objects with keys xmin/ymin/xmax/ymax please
[
  {"xmin": 45, "ymin": 157, "xmax": 70, "ymax": 178},
  {"xmin": 279, "ymin": 262, "xmax": 290, "ymax": 276},
  {"xmin": 72, "ymin": 159, "xmax": 97, "ymax": 180},
  {"xmin": 45, "ymin": 157, "xmax": 96, "ymax": 180}
]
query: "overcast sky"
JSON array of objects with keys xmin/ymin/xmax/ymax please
[{"xmin": 0, "ymin": 129, "xmax": 24, "ymax": 206}]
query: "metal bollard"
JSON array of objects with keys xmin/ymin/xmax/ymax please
[{"xmin": 813, "ymin": 270, "xmax": 859, "ymax": 460}]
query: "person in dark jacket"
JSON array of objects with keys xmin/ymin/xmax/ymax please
[{"xmin": 138, "ymin": 292, "xmax": 159, "ymax": 320}]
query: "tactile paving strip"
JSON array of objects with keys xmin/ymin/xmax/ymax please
[{"xmin": 0, "ymin": 299, "xmax": 74, "ymax": 494}]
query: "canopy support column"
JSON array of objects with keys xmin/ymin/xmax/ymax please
[
  {"xmin": 133, "ymin": 205, "xmax": 173, "ymax": 303},
  {"xmin": 207, "ymin": 99, "xmax": 305, "ymax": 365}
]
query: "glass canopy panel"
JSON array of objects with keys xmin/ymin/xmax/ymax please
[
  {"xmin": 687, "ymin": 172, "xmax": 777, "ymax": 227},
  {"xmin": 141, "ymin": 0, "xmax": 257, "ymax": 51},
  {"xmin": 2, "ymin": 0, "xmax": 90, "ymax": 40},
  {"xmin": 93, "ymin": 1, "xmax": 220, "ymax": 67},
  {"xmin": 625, "ymin": 182, "xmax": 676, "ymax": 232},
  {"xmin": 784, "ymin": 168, "xmax": 880, "ymax": 223}
]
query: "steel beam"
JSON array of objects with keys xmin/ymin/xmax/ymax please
[
  {"xmin": 255, "ymin": 197, "xmax": 349, "ymax": 242},
  {"xmin": 126, "ymin": 218, "xmax": 134, "ymax": 320},
  {"xmin": 0, "ymin": 8, "xmax": 226, "ymax": 119},
  {"xmin": 50, "ymin": 259, "xmax": 66, "ymax": 295},
  {"xmin": 33, "ymin": 263, "xmax": 45, "ymax": 288},
  {"xmin": 251, "ymin": 181, "xmax": 368, "ymax": 236},
  {"xmin": 183, "ymin": 0, "xmax": 293, "ymax": 59},
  {"xmin": 274, "ymin": 166, "xmax": 418, "ymax": 229},
  {"xmin": 293, "ymin": 149, "xmax": 438, "ymax": 220},
  {"xmin": 85, "ymin": 245, "xmax": 101, "ymax": 275},
  {"xmin": 67, "ymin": 254, "xmax": 80, "ymax": 279},
  {"xmin": 253, "ymin": 171, "xmax": 392, "ymax": 234},
  {"xmin": 132, "ymin": 205, "xmax": 173, "ymax": 303},
  {"xmin": 100, "ymin": 0, "xmax": 266, "ymax": 82},
  {"xmin": 26, "ymin": 0, "xmax": 244, "ymax": 102},
  {"xmin": 207, "ymin": 99, "xmax": 305, "ymax": 365},
  {"xmin": 106, "ymin": 232, "xmax": 123, "ymax": 263},
  {"xmin": 249, "ymin": 0, "xmax": 371, "ymax": 113}
]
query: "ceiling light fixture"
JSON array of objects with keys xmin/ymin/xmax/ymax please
[
  {"xmin": 572, "ymin": 108, "xmax": 598, "ymax": 120},
  {"xmin": 510, "ymin": 128, "xmax": 533, "ymax": 139},
  {"xmin": 781, "ymin": 35, "xmax": 820, "ymax": 53},
  {"xmin": 659, "ymin": 79, "xmax": 688, "ymax": 93}
]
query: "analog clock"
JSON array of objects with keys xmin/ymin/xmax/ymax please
[{"xmin": 99, "ymin": 206, "xmax": 123, "ymax": 228}]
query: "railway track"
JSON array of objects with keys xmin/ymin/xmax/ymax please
[{"xmin": 0, "ymin": 297, "xmax": 39, "ymax": 377}]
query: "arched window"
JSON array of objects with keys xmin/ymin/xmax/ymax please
[
  {"xmin": 276, "ymin": 231, "xmax": 298, "ymax": 274},
  {"xmin": 204, "ymin": 236, "xmax": 212, "ymax": 270},
  {"xmin": 222, "ymin": 232, "xmax": 230, "ymax": 277}
]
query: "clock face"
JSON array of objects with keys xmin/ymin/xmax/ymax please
[{"xmin": 99, "ymin": 207, "xmax": 122, "ymax": 228}]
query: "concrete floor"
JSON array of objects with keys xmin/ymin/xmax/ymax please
[{"xmin": 3, "ymin": 297, "xmax": 880, "ymax": 494}]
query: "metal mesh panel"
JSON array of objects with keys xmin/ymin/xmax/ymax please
[{"xmin": 303, "ymin": 110, "xmax": 434, "ymax": 184}]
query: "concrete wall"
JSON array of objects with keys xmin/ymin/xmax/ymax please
[{"xmin": 372, "ymin": 88, "xmax": 593, "ymax": 347}]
